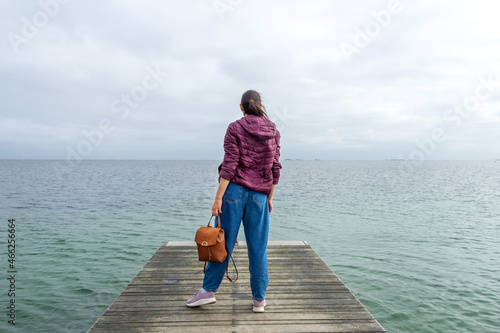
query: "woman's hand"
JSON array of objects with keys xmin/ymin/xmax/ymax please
[
  {"xmin": 268, "ymin": 184, "xmax": 276, "ymax": 214},
  {"xmin": 212, "ymin": 197, "xmax": 223, "ymax": 217},
  {"xmin": 212, "ymin": 178, "xmax": 230, "ymax": 217}
]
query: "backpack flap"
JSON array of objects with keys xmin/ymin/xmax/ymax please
[{"xmin": 195, "ymin": 226, "xmax": 223, "ymax": 246}]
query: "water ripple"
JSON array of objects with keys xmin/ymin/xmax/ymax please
[{"xmin": 1, "ymin": 160, "xmax": 499, "ymax": 333}]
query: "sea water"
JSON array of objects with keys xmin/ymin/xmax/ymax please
[{"xmin": 0, "ymin": 160, "xmax": 499, "ymax": 332}]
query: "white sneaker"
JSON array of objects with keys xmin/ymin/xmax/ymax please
[{"xmin": 252, "ymin": 299, "xmax": 266, "ymax": 313}]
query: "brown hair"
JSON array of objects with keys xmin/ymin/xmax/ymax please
[{"xmin": 241, "ymin": 90, "xmax": 268, "ymax": 118}]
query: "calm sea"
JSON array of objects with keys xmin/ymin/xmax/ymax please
[{"xmin": 0, "ymin": 160, "xmax": 499, "ymax": 333}]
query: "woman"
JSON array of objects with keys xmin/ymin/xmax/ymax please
[{"xmin": 186, "ymin": 90, "xmax": 282, "ymax": 313}]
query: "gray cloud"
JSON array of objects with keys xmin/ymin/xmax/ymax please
[{"xmin": 1, "ymin": 0, "xmax": 499, "ymax": 160}]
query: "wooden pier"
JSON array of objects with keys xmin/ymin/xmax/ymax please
[{"xmin": 88, "ymin": 241, "xmax": 386, "ymax": 332}]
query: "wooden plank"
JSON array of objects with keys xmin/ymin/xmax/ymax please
[{"xmin": 87, "ymin": 242, "xmax": 386, "ymax": 333}]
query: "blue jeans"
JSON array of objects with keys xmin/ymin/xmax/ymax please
[{"xmin": 202, "ymin": 182, "xmax": 269, "ymax": 301}]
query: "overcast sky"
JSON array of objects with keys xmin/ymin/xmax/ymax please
[{"xmin": 1, "ymin": 0, "xmax": 499, "ymax": 160}]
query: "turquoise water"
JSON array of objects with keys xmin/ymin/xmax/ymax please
[{"xmin": 1, "ymin": 160, "xmax": 499, "ymax": 332}]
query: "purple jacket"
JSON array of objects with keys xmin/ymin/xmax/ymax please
[{"xmin": 218, "ymin": 115, "xmax": 282, "ymax": 194}]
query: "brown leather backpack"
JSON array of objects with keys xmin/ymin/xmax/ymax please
[
  {"xmin": 194, "ymin": 216, "xmax": 238, "ymax": 282},
  {"xmin": 195, "ymin": 216, "xmax": 227, "ymax": 262}
]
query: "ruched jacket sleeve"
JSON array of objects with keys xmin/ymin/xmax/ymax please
[
  {"xmin": 219, "ymin": 123, "xmax": 240, "ymax": 181},
  {"xmin": 272, "ymin": 130, "xmax": 282, "ymax": 185}
]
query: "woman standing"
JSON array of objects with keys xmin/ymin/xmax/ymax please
[{"xmin": 187, "ymin": 90, "xmax": 282, "ymax": 313}]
